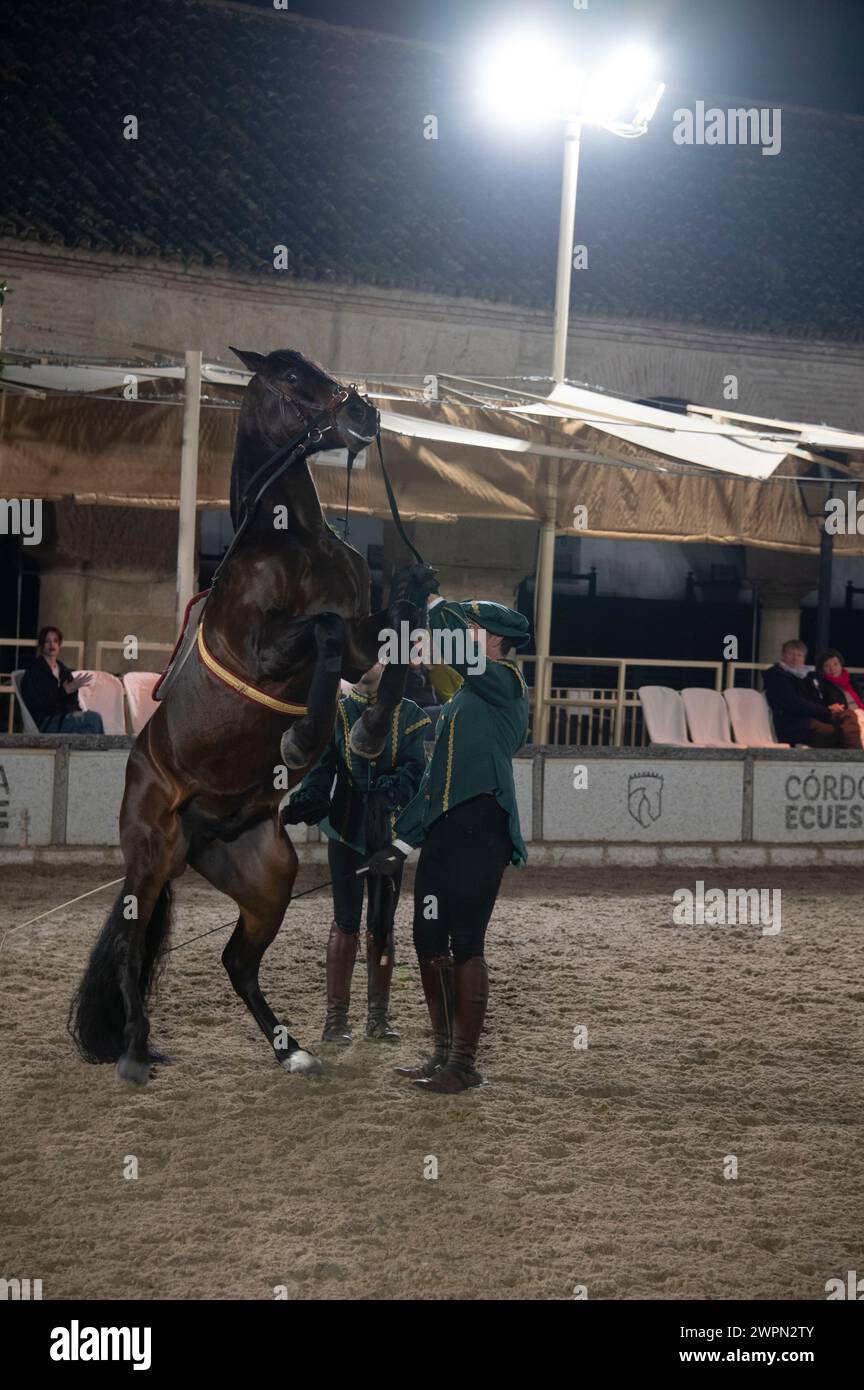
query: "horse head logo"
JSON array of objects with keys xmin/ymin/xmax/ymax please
[{"xmin": 628, "ymin": 772, "xmax": 663, "ymax": 828}]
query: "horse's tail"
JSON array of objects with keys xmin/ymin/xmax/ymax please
[{"xmin": 68, "ymin": 884, "xmax": 173, "ymax": 1063}]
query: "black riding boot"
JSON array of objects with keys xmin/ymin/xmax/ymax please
[
  {"xmin": 414, "ymin": 956, "xmax": 487, "ymax": 1093},
  {"xmin": 321, "ymin": 923, "xmax": 358, "ymax": 1044},
  {"xmin": 394, "ymin": 955, "xmax": 454, "ymax": 1079},
  {"xmin": 365, "ymin": 932, "xmax": 400, "ymax": 1041}
]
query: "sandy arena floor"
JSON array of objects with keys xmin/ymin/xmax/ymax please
[{"xmin": 1, "ymin": 861, "xmax": 861, "ymax": 1301}]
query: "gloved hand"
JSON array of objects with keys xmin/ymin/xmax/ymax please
[
  {"xmin": 390, "ymin": 563, "xmax": 440, "ymax": 608},
  {"xmin": 366, "ymin": 845, "xmax": 407, "ymax": 878},
  {"xmin": 368, "ymin": 782, "xmax": 402, "ymax": 813},
  {"xmin": 281, "ymin": 797, "xmax": 330, "ymax": 827}
]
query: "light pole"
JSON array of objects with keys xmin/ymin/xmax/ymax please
[
  {"xmin": 552, "ymin": 118, "xmax": 582, "ymax": 383},
  {"xmin": 481, "ymin": 37, "xmax": 664, "ymax": 738}
]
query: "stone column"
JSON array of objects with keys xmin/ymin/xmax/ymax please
[
  {"xmin": 744, "ymin": 549, "xmax": 818, "ymax": 664},
  {"xmin": 33, "ymin": 501, "xmax": 182, "ymax": 669},
  {"xmin": 382, "ymin": 517, "xmax": 536, "ymax": 608}
]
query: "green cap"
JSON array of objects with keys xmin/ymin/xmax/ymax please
[{"xmin": 463, "ymin": 600, "xmax": 531, "ymax": 648}]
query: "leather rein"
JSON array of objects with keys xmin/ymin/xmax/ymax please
[{"xmin": 199, "ymin": 377, "xmax": 426, "ymax": 718}]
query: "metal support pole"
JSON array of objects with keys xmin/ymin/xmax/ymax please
[
  {"xmin": 552, "ymin": 118, "xmax": 582, "ymax": 383},
  {"xmin": 816, "ymin": 522, "xmax": 833, "ymax": 652},
  {"xmin": 533, "ymin": 458, "xmax": 560, "ymax": 745},
  {"xmin": 176, "ymin": 350, "xmax": 202, "ymax": 633},
  {"xmin": 613, "ymin": 660, "xmax": 627, "ymax": 747}
]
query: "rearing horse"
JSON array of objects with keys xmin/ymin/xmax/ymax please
[{"xmin": 70, "ymin": 347, "xmax": 434, "ymax": 1084}]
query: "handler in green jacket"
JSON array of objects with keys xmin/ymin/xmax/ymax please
[
  {"xmin": 368, "ymin": 592, "xmax": 530, "ymax": 1093},
  {"xmin": 283, "ymin": 663, "xmax": 431, "ymax": 1045}
]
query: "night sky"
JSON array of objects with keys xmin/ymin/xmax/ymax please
[{"xmin": 240, "ymin": 0, "xmax": 864, "ymax": 116}]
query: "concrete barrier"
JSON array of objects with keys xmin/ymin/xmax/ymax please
[{"xmin": 3, "ymin": 737, "xmax": 864, "ymax": 867}]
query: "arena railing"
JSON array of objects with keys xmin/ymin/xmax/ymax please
[
  {"xmin": 726, "ymin": 661, "xmax": 864, "ymax": 688},
  {"xmin": 517, "ymin": 655, "xmax": 725, "ymax": 747},
  {"xmin": 93, "ymin": 640, "xmax": 174, "ymax": 671},
  {"xmin": 4, "ymin": 641, "xmax": 863, "ymax": 743},
  {"xmin": 0, "ymin": 637, "xmax": 85, "ymax": 733},
  {"xmin": 0, "ymin": 637, "xmax": 171, "ymax": 732},
  {"xmin": 516, "ymin": 657, "xmax": 864, "ymax": 747}
]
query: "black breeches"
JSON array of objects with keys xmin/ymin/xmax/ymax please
[
  {"xmin": 328, "ymin": 837, "xmax": 404, "ymax": 935},
  {"xmin": 412, "ymin": 795, "xmax": 512, "ymax": 964}
]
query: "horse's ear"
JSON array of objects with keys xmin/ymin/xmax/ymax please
[{"xmin": 229, "ymin": 347, "xmax": 267, "ymax": 374}]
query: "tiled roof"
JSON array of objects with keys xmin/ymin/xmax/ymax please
[{"xmin": 3, "ymin": 0, "xmax": 863, "ymax": 339}]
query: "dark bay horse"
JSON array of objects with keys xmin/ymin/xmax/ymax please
[{"xmin": 70, "ymin": 347, "xmax": 435, "ymax": 1084}]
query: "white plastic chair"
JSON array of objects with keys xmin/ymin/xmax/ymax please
[
  {"xmin": 123, "ymin": 672, "xmax": 161, "ymax": 736},
  {"xmin": 723, "ymin": 688, "xmax": 790, "ymax": 747},
  {"xmin": 638, "ymin": 686, "xmax": 698, "ymax": 746},
  {"xmin": 11, "ymin": 670, "xmax": 40, "ymax": 733},
  {"xmin": 682, "ymin": 688, "xmax": 737, "ymax": 747},
  {"xmin": 74, "ymin": 670, "xmax": 125, "ymax": 735}
]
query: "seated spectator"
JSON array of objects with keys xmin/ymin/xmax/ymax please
[
  {"xmin": 815, "ymin": 648, "xmax": 864, "ymax": 739},
  {"xmin": 762, "ymin": 639, "xmax": 861, "ymax": 749},
  {"xmin": 21, "ymin": 626, "xmax": 104, "ymax": 734}
]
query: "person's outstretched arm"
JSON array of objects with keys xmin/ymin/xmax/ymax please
[{"xmin": 427, "ymin": 598, "xmax": 526, "ymax": 707}]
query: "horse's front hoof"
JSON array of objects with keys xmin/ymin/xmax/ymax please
[
  {"xmin": 283, "ymin": 1049, "xmax": 324, "ymax": 1077},
  {"xmin": 348, "ymin": 723, "xmax": 386, "ymax": 759},
  {"xmin": 280, "ymin": 729, "xmax": 311, "ymax": 770},
  {"xmin": 116, "ymin": 1055, "xmax": 150, "ymax": 1086}
]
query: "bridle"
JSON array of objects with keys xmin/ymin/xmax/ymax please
[
  {"xmin": 212, "ymin": 374, "xmax": 425, "ymax": 590},
  {"xmin": 258, "ymin": 375, "xmax": 352, "ymax": 447},
  {"xmin": 197, "ymin": 370, "xmax": 427, "ymax": 718},
  {"xmin": 213, "ymin": 379, "xmax": 366, "ymax": 585}
]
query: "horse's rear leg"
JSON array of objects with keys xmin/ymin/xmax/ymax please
[
  {"xmin": 114, "ymin": 874, "xmax": 175, "ymax": 1084},
  {"xmin": 280, "ymin": 612, "xmax": 345, "ymax": 770},
  {"xmin": 113, "ymin": 756, "xmax": 186, "ymax": 1083},
  {"xmin": 191, "ymin": 815, "xmax": 322, "ymax": 1074}
]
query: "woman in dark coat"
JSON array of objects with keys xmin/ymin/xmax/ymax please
[
  {"xmin": 762, "ymin": 639, "xmax": 861, "ymax": 748},
  {"xmin": 21, "ymin": 626, "xmax": 104, "ymax": 734}
]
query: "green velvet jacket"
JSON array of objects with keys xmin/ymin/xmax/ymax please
[
  {"xmin": 395, "ymin": 599, "xmax": 529, "ymax": 865},
  {"xmin": 289, "ymin": 691, "xmax": 432, "ymax": 854}
]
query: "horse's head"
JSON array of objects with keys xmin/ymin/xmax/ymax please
[{"xmin": 230, "ymin": 347, "xmax": 379, "ymax": 456}]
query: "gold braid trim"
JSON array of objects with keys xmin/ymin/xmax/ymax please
[
  {"xmin": 493, "ymin": 658, "xmax": 528, "ymax": 695},
  {"xmin": 338, "ymin": 699, "xmax": 353, "ymax": 772},
  {"xmin": 391, "ymin": 702, "xmax": 400, "ymax": 765},
  {"xmin": 196, "ymin": 626, "xmax": 308, "ymax": 716},
  {"xmin": 442, "ymin": 711, "xmax": 458, "ymax": 811},
  {"xmin": 405, "ymin": 717, "xmax": 432, "ymax": 735}
]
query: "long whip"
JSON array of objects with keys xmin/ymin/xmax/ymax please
[{"xmin": 0, "ymin": 864, "xmax": 377, "ymax": 959}]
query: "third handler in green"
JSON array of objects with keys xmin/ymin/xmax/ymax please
[{"xmin": 368, "ymin": 590, "xmax": 530, "ymax": 1093}]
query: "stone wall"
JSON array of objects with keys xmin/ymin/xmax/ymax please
[
  {"xmin": 5, "ymin": 241, "xmax": 864, "ymax": 428},
  {"xmin": 31, "ymin": 501, "xmax": 182, "ymax": 668},
  {"xmin": 5, "ymin": 239, "xmax": 864, "ymax": 646},
  {"xmin": 382, "ymin": 516, "xmax": 537, "ymax": 609},
  {"xmin": 4, "ymin": 738, "xmax": 864, "ymax": 870}
]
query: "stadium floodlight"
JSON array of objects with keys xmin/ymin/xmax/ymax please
[
  {"xmin": 582, "ymin": 44, "xmax": 665, "ymax": 136},
  {"xmin": 480, "ymin": 34, "xmax": 664, "ymax": 136},
  {"xmin": 480, "ymin": 33, "xmax": 664, "ymax": 377},
  {"xmin": 479, "ymin": 31, "xmax": 664, "ymax": 722}
]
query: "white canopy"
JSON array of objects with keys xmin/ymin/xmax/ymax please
[
  {"xmin": 507, "ymin": 381, "xmax": 792, "ymax": 480},
  {"xmin": 5, "ymin": 357, "xmax": 864, "ymax": 486}
]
